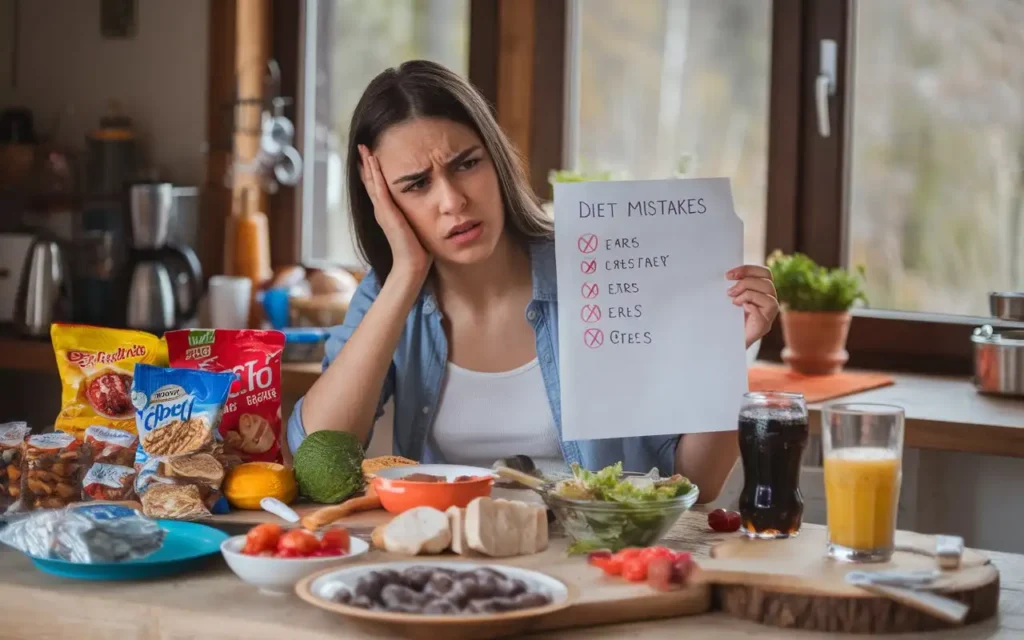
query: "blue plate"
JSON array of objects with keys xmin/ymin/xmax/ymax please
[{"xmin": 29, "ymin": 520, "xmax": 229, "ymax": 581}]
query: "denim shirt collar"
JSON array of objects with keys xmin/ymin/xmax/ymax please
[{"xmin": 420, "ymin": 239, "xmax": 557, "ymax": 314}]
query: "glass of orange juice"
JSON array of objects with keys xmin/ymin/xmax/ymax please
[{"xmin": 822, "ymin": 403, "xmax": 905, "ymax": 563}]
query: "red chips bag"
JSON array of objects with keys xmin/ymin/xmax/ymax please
[{"xmin": 165, "ymin": 330, "xmax": 285, "ymax": 464}]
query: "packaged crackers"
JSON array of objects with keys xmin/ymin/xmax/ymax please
[
  {"xmin": 0, "ymin": 422, "xmax": 31, "ymax": 510},
  {"xmin": 51, "ymin": 324, "xmax": 168, "ymax": 438},
  {"xmin": 80, "ymin": 426, "xmax": 139, "ymax": 503},
  {"xmin": 20, "ymin": 432, "xmax": 86, "ymax": 510},
  {"xmin": 165, "ymin": 329, "xmax": 285, "ymax": 463},
  {"xmin": 132, "ymin": 363, "xmax": 236, "ymax": 520}
]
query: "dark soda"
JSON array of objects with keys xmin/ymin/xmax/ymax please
[{"xmin": 737, "ymin": 410, "xmax": 809, "ymax": 538}]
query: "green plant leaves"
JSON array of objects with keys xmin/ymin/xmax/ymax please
[{"xmin": 766, "ymin": 250, "xmax": 868, "ymax": 312}]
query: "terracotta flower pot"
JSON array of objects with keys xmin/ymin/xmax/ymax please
[{"xmin": 780, "ymin": 310, "xmax": 852, "ymax": 375}]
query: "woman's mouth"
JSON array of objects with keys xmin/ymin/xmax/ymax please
[{"xmin": 445, "ymin": 221, "xmax": 483, "ymax": 245}]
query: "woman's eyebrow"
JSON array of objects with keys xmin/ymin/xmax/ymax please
[{"xmin": 391, "ymin": 146, "xmax": 482, "ymax": 186}]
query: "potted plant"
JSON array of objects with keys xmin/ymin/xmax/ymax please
[{"xmin": 766, "ymin": 250, "xmax": 868, "ymax": 375}]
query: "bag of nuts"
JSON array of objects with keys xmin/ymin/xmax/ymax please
[
  {"xmin": 20, "ymin": 432, "xmax": 86, "ymax": 511},
  {"xmin": 0, "ymin": 422, "xmax": 31, "ymax": 511}
]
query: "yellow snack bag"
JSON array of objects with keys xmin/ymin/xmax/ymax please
[{"xmin": 51, "ymin": 324, "xmax": 168, "ymax": 438}]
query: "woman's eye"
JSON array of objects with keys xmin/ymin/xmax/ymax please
[
  {"xmin": 458, "ymin": 157, "xmax": 480, "ymax": 171},
  {"xmin": 403, "ymin": 177, "xmax": 429, "ymax": 193}
]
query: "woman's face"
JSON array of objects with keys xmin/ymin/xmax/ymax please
[{"xmin": 372, "ymin": 117, "xmax": 505, "ymax": 266}]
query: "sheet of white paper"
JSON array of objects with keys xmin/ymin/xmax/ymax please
[{"xmin": 554, "ymin": 177, "xmax": 748, "ymax": 441}]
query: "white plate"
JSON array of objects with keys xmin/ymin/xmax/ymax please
[
  {"xmin": 221, "ymin": 533, "xmax": 370, "ymax": 596},
  {"xmin": 296, "ymin": 560, "xmax": 576, "ymax": 627}
]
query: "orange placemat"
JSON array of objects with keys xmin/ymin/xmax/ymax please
[{"xmin": 748, "ymin": 364, "xmax": 895, "ymax": 404}]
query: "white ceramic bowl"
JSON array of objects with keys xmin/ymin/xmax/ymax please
[{"xmin": 220, "ymin": 534, "xmax": 369, "ymax": 596}]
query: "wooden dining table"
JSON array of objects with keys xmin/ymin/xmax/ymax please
[{"xmin": 0, "ymin": 502, "xmax": 1021, "ymax": 639}]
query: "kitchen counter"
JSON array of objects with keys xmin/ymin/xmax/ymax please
[
  {"xmin": 3, "ymin": 334, "xmax": 1022, "ymax": 457},
  {"xmin": 1, "ymin": 509, "xmax": 1022, "ymax": 639}
]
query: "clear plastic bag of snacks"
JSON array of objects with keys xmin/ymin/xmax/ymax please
[
  {"xmin": 0, "ymin": 422, "xmax": 31, "ymax": 510},
  {"xmin": 20, "ymin": 432, "xmax": 87, "ymax": 510},
  {"xmin": 84, "ymin": 425, "xmax": 138, "ymax": 467}
]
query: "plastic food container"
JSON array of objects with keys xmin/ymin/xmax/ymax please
[{"xmin": 282, "ymin": 327, "xmax": 329, "ymax": 363}]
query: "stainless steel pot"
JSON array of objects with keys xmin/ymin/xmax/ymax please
[
  {"xmin": 989, "ymin": 292, "xmax": 1024, "ymax": 322},
  {"xmin": 971, "ymin": 325, "xmax": 1024, "ymax": 397}
]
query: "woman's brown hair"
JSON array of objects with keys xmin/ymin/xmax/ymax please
[{"xmin": 346, "ymin": 59, "xmax": 552, "ymax": 282}]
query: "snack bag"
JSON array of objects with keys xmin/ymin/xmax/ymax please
[
  {"xmin": 20, "ymin": 432, "xmax": 87, "ymax": 510},
  {"xmin": 51, "ymin": 324, "xmax": 168, "ymax": 438},
  {"xmin": 165, "ymin": 329, "xmax": 285, "ymax": 463},
  {"xmin": 132, "ymin": 363, "xmax": 236, "ymax": 520},
  {"xmin": 82, "ymin": 463, "xmax": 137, "ymax": 502},
  {"xmin": 0, "ymin": 422, "xmax": 31, "ymax": 510},
  {"xmin": 84, "ymin": 426, "xmax": 138, "ymax": 467}
]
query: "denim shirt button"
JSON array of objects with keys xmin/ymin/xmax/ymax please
[
  {"xmin": 422, "ymin": 405, "xmax": 430, "ymax": 415},
  {"xmin": 526, "ymin": 309, "xmax": 538, "ymax": 322}
]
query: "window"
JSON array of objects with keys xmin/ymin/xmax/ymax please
[
  {"xmin": 300, "ymin": 0, "xmax": 470, "ymax": 267},
  {"xmin": 847, "ymin": 0, "xmax": 1024, "ymax": 317},
  {"xmin": 567, "ymin": 0, "xmax": 773, "ymax": 267}
]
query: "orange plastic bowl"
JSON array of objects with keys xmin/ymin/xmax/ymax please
[{"xmin": 370, "ymin": 464, "xmax": 495, "ymax": 514}]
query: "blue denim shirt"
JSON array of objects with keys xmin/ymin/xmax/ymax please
[{"xmin": 286, "ymin": 240, "xmax": 679, "ymax": 475}]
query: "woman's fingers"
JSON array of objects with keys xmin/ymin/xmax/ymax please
[
  {"xmin": 727, "ymin": 265, "xmax": 772, "ymax": 281},
  {"xmin": 728, "ymin": 277, "xmax": 777, "ymax": 298},
  {"xmin": 731, "ymin": 290, "xmax": 779, "ymax": 316}
]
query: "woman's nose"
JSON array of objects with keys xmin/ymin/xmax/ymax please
[{"xmin": 436, "ymin": 176, "xmax": 467, "ymax": 216}]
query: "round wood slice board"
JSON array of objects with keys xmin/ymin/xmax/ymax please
[{"xmin": 696, "ymin": 528, "xmax": 999, "ymax": 634}]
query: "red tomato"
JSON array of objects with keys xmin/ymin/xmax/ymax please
[
  {"xmin": 274, "ymin": 548, "xmax": 302, "ymax": 559},
  {"xmin": 707, "ymin": 509, "xmax": 742, "ymax": 533},
  {"xmin": 277, "ymin": 529, "xmax": 320, "ymax": 556},
  {"xmin": 309, "ymin": 548, "xmax": 343, "ymax": 557},
  {"xmin": 615, "ymin": 547, "xmax": 644, "ymax": 561},
  {"xmin": 647, "ymin": 557, "xmax": 675, "ymax": 591},
  {"xmin": 242, "ymin": 523, "xmax": 284, "ymax": 555},
  {"xmin": 672, "ymin": 555, "xmax": 695, "ymax": 584},
  {"xmin": 622, "ymin": 556, "xmax": 649, "ymax": 582},
  {"xmin": 587, "ymin": 550, "xmax": 615, "ymax": 574},
  {"xmin": 639, "ymin": 546, "xmax": 674, "ymax": 562},
  {"xmin": 320, "ymin": 528, "xmax": 351, "ymax": 553}
]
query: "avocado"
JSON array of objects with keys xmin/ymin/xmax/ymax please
[{"xmin": 293, "ymin": 431, "xmax": 365, "ymax": 503}]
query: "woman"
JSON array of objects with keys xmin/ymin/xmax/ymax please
[{"xmin": 287, "ymin": 60, "xmax": 778, "ymax": 502}]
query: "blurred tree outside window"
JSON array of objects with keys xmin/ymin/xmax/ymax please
[{"xmin": 847, "ymin": 0, "xmax": 1024, "ymax": 317}]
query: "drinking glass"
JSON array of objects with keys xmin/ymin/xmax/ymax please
[
  {"xmin": 738, "ymin": 391, "xmax": 809, "ymax": 539},
  {"xmin": 822, "ymin": 403, "xmax": 905, "ymax": 563}
]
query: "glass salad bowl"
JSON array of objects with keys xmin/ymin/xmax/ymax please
[{"xmin": 538, "ymin": 464, "xmax": 700, "ymax": 554}]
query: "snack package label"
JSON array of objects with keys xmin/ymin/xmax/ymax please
[
  {"xmin": 84, "ymin": 425, "xmax": 138, "ymax": 468},
  {"xmin": 132, "ymin": 364, "xmax": 236, "ymax": 520},
  {"xmin": 51, "ymin": 324, "xmax": 168, "ymax": 438},
  {"xmin": 82, "ymin": 463, "xmax": 137, "ymax": 502},
  {"xmin": 165, "ymin": 329, "xmax": 285, "ymax": 464}
]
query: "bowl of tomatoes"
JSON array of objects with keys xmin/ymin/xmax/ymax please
[{"xmin": 221, "ymin": 523, "xmax": 370, "ymax": 595}]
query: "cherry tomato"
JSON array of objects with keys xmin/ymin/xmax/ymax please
[
  {"xmin": 615, "ymin": 547, "xmax": 644, "ymax": 561},
  {"xmin": 646, "ymin": 557, "xmax": 675, "ymax": 591},
  {"xmin": 242, "ymin": 523, "xmax": 284, "ymax": 555},
  {"xmin": 320, "ymin": 528, "xmax": 351, "ymax": 553},
  {"xmin": 587, "ymin": 550, "xmax": 613, "ymax": 572},
  {"xmin": 672, "ymin": 554, "xmax": 695, "ymax": 585},
  {"xmin": 707, "ymin": 509, "xmax": 742, "ymax": 533},
  {"xmin": 274, "ymin": 548, "xmax": 302, "ymax": 559},
  {"xmin": 622, "ymin": 556, "xmax": 649, "ymax": 582},
  {"xmin": 277, "ymin": 529, "xmax": 320, "ymax": 556},
  {"xmin": 639, "ymin": 546, "xmax": 674, "ymax": 562},
  {"xmin": 309, "ymin": 548, "xmax": 343, "ymax": 557}
]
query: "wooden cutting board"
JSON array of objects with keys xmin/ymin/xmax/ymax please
[{"xmin": 696, "ymin": 528, "xmax": 999, "ymax": 633}]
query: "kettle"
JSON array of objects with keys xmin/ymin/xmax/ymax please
[{"xmin": 14, "ymin": 235, "xmax": 73, "ymax": 337}]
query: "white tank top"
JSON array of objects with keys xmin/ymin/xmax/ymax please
[{"xmin": 429, "ymin": 359, "xmax": 566, "ymax": 475}]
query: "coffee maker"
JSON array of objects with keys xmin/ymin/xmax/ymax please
[{"xmin": 121, "ymin": 183, "xmax": 202, "ymax": 335}]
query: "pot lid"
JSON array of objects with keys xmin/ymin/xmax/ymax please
[{"xmin": 972, "ymin": 325, "xmax": 1024, "ymax": 345}]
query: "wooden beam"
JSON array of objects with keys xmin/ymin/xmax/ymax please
[{"xmin": 496, "ymin": 0, "xmax": 536, "ymax": 163}]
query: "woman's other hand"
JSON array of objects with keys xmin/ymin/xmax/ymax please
[
  {"xmin": 726, "ymin": 265, "xmax": 779, "ymax": 348},
  {"xmin": 358, "ymin": 144, "xmax": 432, "ymax": 280}
]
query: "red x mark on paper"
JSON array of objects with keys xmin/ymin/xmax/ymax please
[
  {"xmin": 580, "ymin": 259, "xmax": 597, "ymax": 274},
  {"xmin": 578, "ymin": 234, "xmax": 599, "ymax": 254},
  {"xmin": 580, "ymin": 305, "xmax": 601, "ymax": 323},
  {"xmin": 583, "ymin": 328, "xmax": 604, "ymax": 348},
  {"xmin": 581, "ymin": 282, "xmax": 599, "ymax": 299}
]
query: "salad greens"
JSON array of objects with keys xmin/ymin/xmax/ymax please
[{"xmin": 549, "ymin": 463, "xmax": 697, "ymax": 554}]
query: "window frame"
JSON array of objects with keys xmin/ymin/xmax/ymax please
[{"xmin": 278, "ymin": 0, "xmax": 1017, "ymax": 375}]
